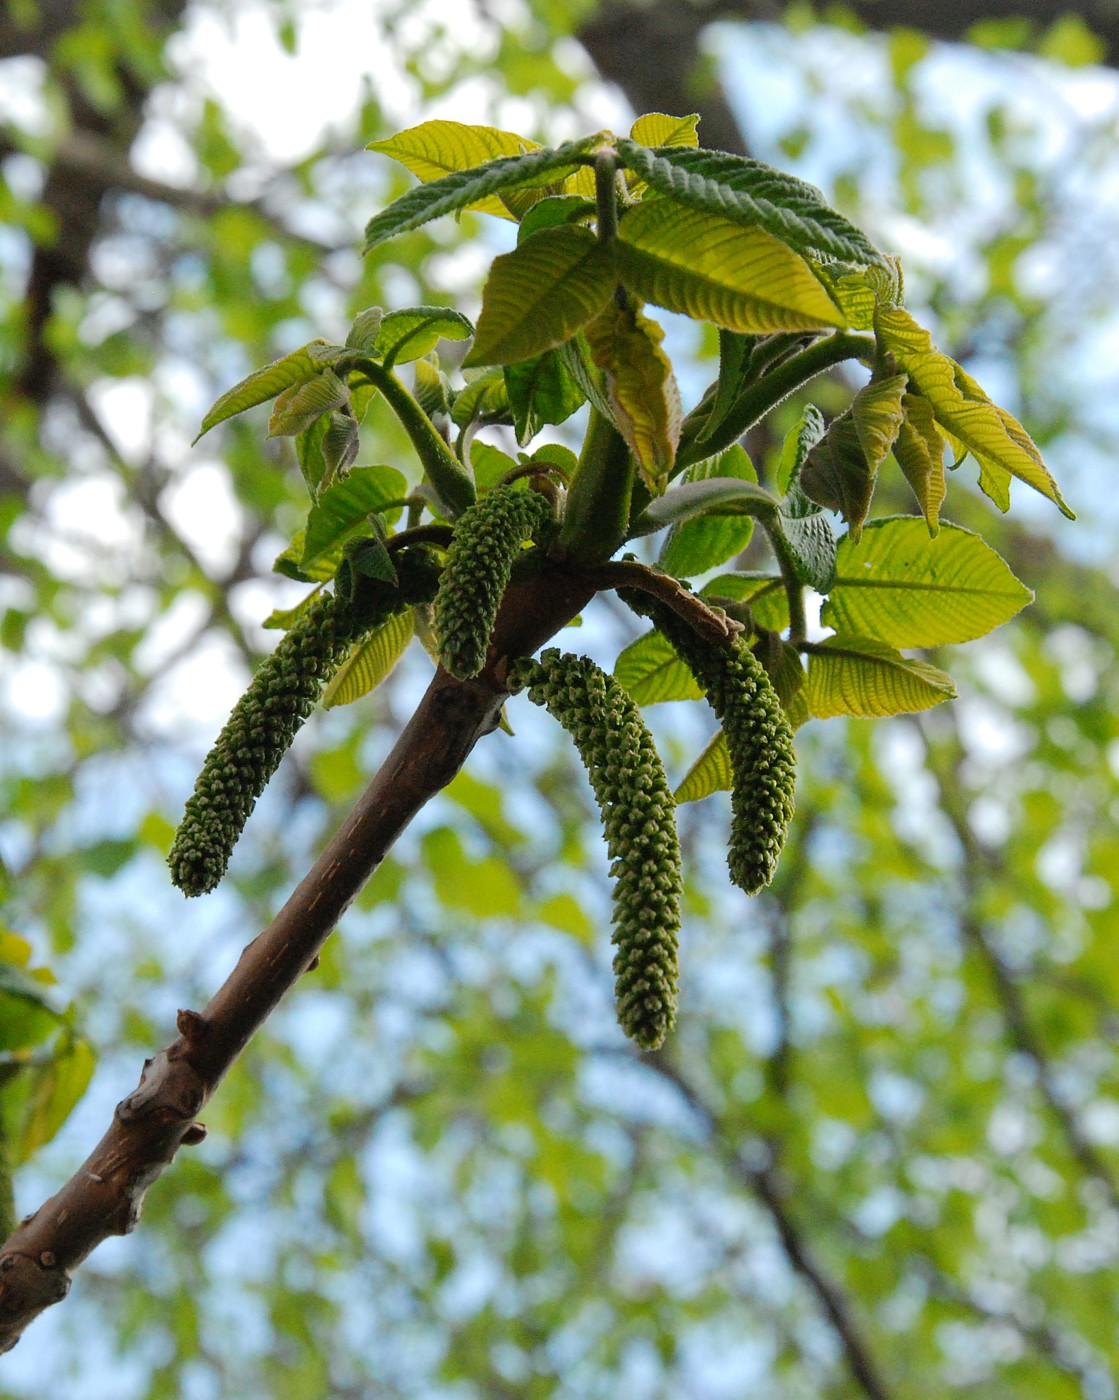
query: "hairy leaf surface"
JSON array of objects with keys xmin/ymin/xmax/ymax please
[
  {"xmin": 323, "ymin": 610, "xmax": 414, "ymax": 708},
  {"xmin": 807, "ymin": 635, "xmax": 957, "ymax": 717}
]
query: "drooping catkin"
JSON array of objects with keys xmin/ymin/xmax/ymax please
[
  {"xmin": 623, "ymin": 592, "xmax": 797, "ymax": 895},
  {"xmin": 512, "ymin": 649, "xmax": 681, "ymax": 1050},
  {"xmin": 434, "ymin": 484, "xmax": 553, "ymax": 679},
  {"xmin": 169, "ymin": 592, "xmax": 370, "ymax": 897}
]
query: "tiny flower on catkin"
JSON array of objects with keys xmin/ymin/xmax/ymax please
[
  {"xmin": 622, "ymin": 591, "xmax": 797, "ymax": 895},
  {"xmin": 434, "ymin": 483, "xmax": 553, "ymax": 680},
  {"xmin": 511, "ymin": 649, "xmax": 682, "ymax": 1050}
]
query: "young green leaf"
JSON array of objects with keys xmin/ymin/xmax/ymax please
[
  {"xmin": 853, "ymin": 371, "xmax": 907, "ymax": 474},
  {"xmin": 517, "ymin": 195, "xmax": 596, "ymax": 242},
  {"xmin": 469, "ymin": 440, "xmax": 519, "ymax": 493},
  {"xmin": 659, "ymin": 445, "xmax": 757, "ymax": 576},
  {"xmin": 367, "ymin": 119, "xmax": 542, "ymax": 219},
  {"xmin": 799, "ymin": 412, "xmax": 876, "ymax": 534},
  {"xmin": 776, "ymin": 404, "xmax": 826, "ymax": 494},
  {"xmin": 615, "ymin": 199, "xmax": 847, "ymax": 334},
  {"xmin": 806, "ymin": 635, "xmax": 956, "ymax": 718},
  {"xmin": 194, "ymin": 340, "xmax": 335, "ymax": 442},
  {"xmin": 16, "ymin": 1039, "xmax": 96, "ymax": 1164},
  {"xmin": 363, "ymin": 136, "xmax": 600, "ymax": 252},
  {"xmin": 464, "ymin": 227, "xmax": 615, "ymax": 367},
  {"xmin": 614, "ymin": 627, "xmax": 704, "ymax": 705},
  {"xmin": 301, "ymin": 466, "xmax": 408, "ymax": 570},
  {"xmin": 695, "ymin": 329, "xmax": 756, "ymax": 445},
  {"xmin": 584, "ymin": 297, "xmax": 682, "ymax": 494},
  {"xmin": 504, "ymin": 349, "xmax": 586, "ymax": 444},
  {"xmin": 821, "ymin": 518, "xmax": 1033, "ymax": 646},
  {"xmin": 772, "ymin": 485, "xmax": 837, "ymax": 592},
  {"xmin": 374, "ymin": 306, "xmax": 473, "ymax": 367},
  {"xmin": 451, "ymin": 368, "xmax": 511, "ymax": 428},
  {"xmin": 274, "ymin": 529, "xmax": 342, "ymax": 583},
  {"xmin": 874, "ymin": 306, "xmax": 1074, "ymax": 518},
  {"xmin": 322, "ymin": 609, "xmax": 414, "ymax": 708},
  {"xmin": 675, "ymin": 730, "xmax": 732, "ymax": 802},
  {"xmin": 345, "ymin": 306, "xmax": 384, "ymax": 352},
  {"xmin": 614, "ymin": 141, "xmax": 889, "ymax": 268},
  {"xmin": 268, "ymin": 369, "xmax": 349, "ymax": 438},
  {"xmin": 892, "ymin": 391, "xmax": 946, "ymax": 533},
  {"xmin": 629, "ymin": 113, "xmax": 700, "ymax": 149}
]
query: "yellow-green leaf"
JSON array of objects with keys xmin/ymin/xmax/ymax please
[
  {"xmin": 807, "ymin": 635, "xmax": 956, "ymax": 718},
  {"xmin": 853, "ymin": 371, "xmax": 907, "ymax": 474},
  {"xmin": 194, "ymin": 341, "xmax": 334, "ymax": 442},
  {"xmin": 374, "ymin": 306, "xmax": 473, "ymax": 367},
  {"xmin": 614, "ymin": 628, "xmax": 702, "ymax": 705},
  {"xmin": 892, "ymin": 391, "xmax": 946, "ymax": 533},
  {"xmin": 659, "ymin": 445, "xmax": 757, "ymax": 576},
  {"xmin": 584, "ymin": 298, "xmax": 681, "ymax": 493},
  {"xmin": 629, "ymin": 113, "xmax": 700, "ymax": 149},
  {"xmin": 367, "ymin": 120, "xmax": 540, "ymax": 219},
  {"xmin": 302, "ymin": 466, "xmax": 408, "ymax": 569},
  {"xmin": 676, "ymin": 730, "xmax": 732, "ymax": 802},
  {"xmin": 323, "ymin": 610, "xmax": 414, "ymax": 708},
  {"xmin": 875, "ymin": 306, "xmax": 1073, "ymax": 518},
  {"xmin": 268, "ymin": 369, "xmax": 349, "ymax": 438},
  {"xmin": 821, "ymin": 518, "xmax": 1033, "ymax": 646},
  {"xmin": 615, "ymin": 199, "xmax": 846, "ymax": 334},
  {"xmin": 16, "ymin": 1039, "xmax": 95, "ymax": 1164},
  {"xmin": 464, "ymin": 227, "xmax": 615, "ymax": 367}
]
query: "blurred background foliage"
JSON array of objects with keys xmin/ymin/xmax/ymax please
[{"xmin": 2, "ymin": 1, "xmax": 1119, "ymax": 1395}]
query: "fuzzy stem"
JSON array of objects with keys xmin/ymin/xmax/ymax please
[{"xmin": 557, "ymin": 407, "xmax": 634, "ymax": 565}]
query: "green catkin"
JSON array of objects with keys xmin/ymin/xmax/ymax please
[
  {"xmin": 434, "ymin": 484, "xmax": 553, "ymax": 679},
  {"xmin": 169, "ymin": 592, "xmax": 375, "ymax": 897},
  {"xmin": 513, "ymin": 649, "xmax": 682, "ymax": 1050},
  {"xmin": 623, "ymin": 592, "xmax": 797, "ymax": 895}
]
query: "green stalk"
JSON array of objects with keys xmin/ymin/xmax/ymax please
[
  {"xmin": 557, "ymin": 407, "xmax": 634, "ymax": 565},
  {"xmin": 594, "ymin": 151, "xmax": 619, "ymax": 245},
  {"xmin": 361, "ymin": 360, "xmax": 476, "ymax": 518},
  {"xmin": 676, "ymin": 331, "xmax": 875, "ymax": 473}
]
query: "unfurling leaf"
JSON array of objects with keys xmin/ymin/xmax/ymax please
[
  {"xmin": 874, "ymin": 306, "xmax": 1073, "ymax": 518},
  {"xmin": 268, "ymin": 369, "xmax": 349, "ymax": 438},
  {"xmin": 301, "ymin": 466, "xmax": 408, "ymax": 570},
  {"xmin": 584, "ymin": 297, "xmax": 682, "ymax": 493},
  {"xmin": 195, "ymin": 341, "xmax": 336, "ymax": 442},
  {"xmin": 464, "ymin": 227, "xmax": 615, "ymax": 367},
  {"xmin": 773, "ymin": 485, "xmax": 837, "ymax": 593},
  {"xmin": 893, "ymin": 391, "xmax": 946, "ymax": 533},
  {"xmin": 777, "ymin": 404, "xmax": 826, "ymax": 494},
  {"xmin": 806, "ymin": 634, "xmax": 956, "ymax": 718},
  {"xmin": 615, "ymin": 199, "xmax": 847, "ymax": 334},
  {"xmin": 852, "ymin": 371, "xmax": 907, "ymax": 475},
  {"xmin": 821, "ymin": 518, "xmax": 1033, "ymax": 646},
  {"xmin": 800, "ymin": 412, "xmax": 876, "ymax": 535}
]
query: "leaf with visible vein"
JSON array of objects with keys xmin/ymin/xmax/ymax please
[
  {"xmin": 800, "ymin": 413, "xmax": 876, "ymax": 535},
  {"xmin": 367, "ymin": 120, "xmax": 541, "ymax": 219},
  {"xmin": 629, "ymin": 113, "xmax": 700, "ymax": 149},
  {"xmin": 504, "ymin": 349, "xmax": 586, "ymax": 445},
  {"xmin": 777, "ymin": 404, "xmax": 826, "ymax": 494},
  {"xmin": 464, "ymin": 227, "xmax": 615, "ymax": 367},
  {"xmin": 892, "ymin": 391, "xmax": 947, "ymax": 533},
  {"xmin": 875, "ymin": 306, "xmax": 1073, "ymax": 518},
  {"xmin": 615, "ymin": 199, "xmax": 847, "ymax": 335},
  {"xmin": 195, "ymin": 341, "xmax": 335, "ymax": 442},
  {"xmin": 821, "ymin": 518, "xmax": 1032, "ymax": 646},
  {"xmin": 323, "ymin": 610, "xmax": 414, "ymax": 708},
  {"xmin": 363, "ymin": 137, "xmax": 600, "ymax": 252},
  {"xmin": 615, "ymin": 141, "xmax": 888, "ymax": 268},
  {"xmin": 676, "ymin": 730, "xmax": 732, "ymax": 802},
  {"xmin": 807, "ymin": 635, "xmax": 956, "ymax": 718},
  {"xmin": 614, "ymin": 628, "xmax": 702, "ymax": 705},
  {"xmin": 268, "ymin": 369, "xmax": 349, "ymax": 438},
  {"xmin": 659, "ymin": 445, "xmax": 757, "ymax": 576},
  {"xmin": 301, "ymin": 466, "xmax": 408, "ymax": 569},
  {"xmin": 584, "ymin": 298, "xmax": 681, "ymax": 493},
  {"xmin": 374, "ymin": 306, "xmax": 473, "ymax": 367}
]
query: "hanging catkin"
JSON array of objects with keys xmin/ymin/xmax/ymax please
[
  {"xmin": 622, "ymin": 591, "xmax": 797, "ymax": 895},
  {"xmin": 512, "ymin": 649, "xmax": 681, "ymax": 1050},
  {"xmin": 434, "ymin": 483, "xmax": 553, "ymax": 679},
  {"xmin": 168, "ymin": 592, "xmax": 370, "ymax": 896}
]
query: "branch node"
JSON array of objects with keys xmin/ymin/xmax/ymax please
[
  {"xmin": 176, "ymin": 1008, "xmax": 205, "ymax": 1042},
  {"xmin": 181, "ymin": 1122, "xmax": 208, "ymax": 1147}
]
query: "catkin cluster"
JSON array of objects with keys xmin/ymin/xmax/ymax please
[
  {"xmin": 624, "ymin": 593, "xmax": 797, "ymax": 895},
  {"xmin": 169, "ymin": 593, "xmax": 371, "ymax": 897},
  {"xmin": 434, "ymin": 484, "xmax": 553, "ymax": 679},
  {"xmin": 513, "ymin": 649, "xmax": 681, "ymax": 1050}
]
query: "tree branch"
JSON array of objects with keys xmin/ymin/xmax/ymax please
[{"xmin": 0, "ymin": 563, "xmax": 597, "ymax": 1350}]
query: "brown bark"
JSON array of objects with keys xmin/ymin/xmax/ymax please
[{"xmin": 0, "ymin": 563, "xmax": 597, "ymax": 1351}]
